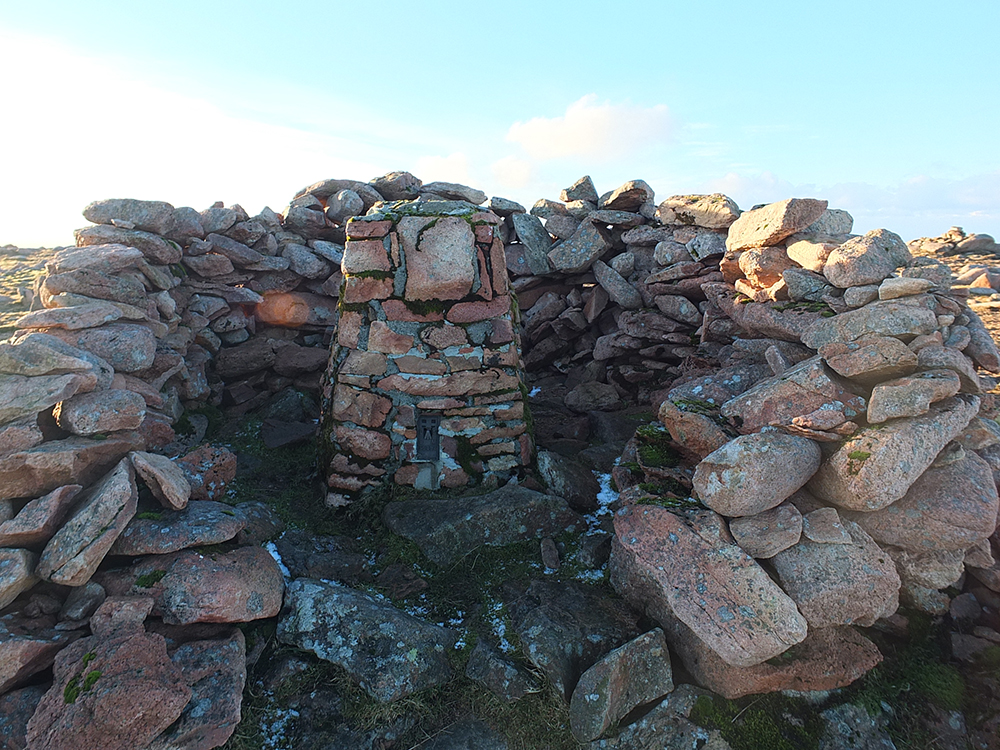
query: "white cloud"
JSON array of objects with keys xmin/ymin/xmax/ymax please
[
  {"xmin": 490, "ymin": 156, "xmax": 534, "ymax": 190},
  {"xmin": 414, "ymin": 152, "xmax": 472, "ymax": 186},
  {"xmin": 0, "ymin": 31, "xmax": 388, "ymax": 247},
  {"xmin": 506, "ymin": 95, "xmax": 672, "ymax": 161}
]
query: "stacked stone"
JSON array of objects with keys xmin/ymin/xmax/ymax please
[
  {"xmin": 321, "ymin": 201, "xmax": 529, "ymax": 506},
  {"xmin": 0, "ymin": 357, "xmax": 282, "ymax": 750},
  {"xmin": 71, "ymin": 196, "xmax": 342, "ymax": 422},
  {"xmin": 610, "ymin": 196, "xmax": 1000, "ymax": 699},
  {"xmin": 909, "ymin": 225, "xmax": 998, "ymax": 256},
  {"xmin": 501, "ymin": 177, "xmax": 736, "ymax": 402}
]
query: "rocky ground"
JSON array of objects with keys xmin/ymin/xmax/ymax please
[{"xmin": 4, "ymin": 210, "xmax": 1000, "ymax": 750}]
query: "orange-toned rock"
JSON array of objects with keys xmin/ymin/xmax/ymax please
[
  {"xmin": 721, "ymin": 356, "xmax": 866, "ymax": 434},
  {"xmin": 843, "ymin": 452, "xmax": 999, "ymax": 554},
  {"xmin": 0, "ymin": 485, "xmax": 82, "ymax": 548},
  {"xmin": 98, "ymin": 546, "xmax": 283, "ymax": 625},
  {"xmin": 404, "ymin": 217, "xmax": 477, "ymax": 301},
  {"xmin": 420, "ymin": 324, "xmax": 469, "ymax": 350},
  {"xmin": 256, "ymin": 291, "xmax": 340, "ymax": 328},
  {"xmin": 341, "ymin": 238, "xmax": 390, "ymax": 274},
  {"xmin": 368, "ymin": 321, "xmax": 414, "ymax": 354},
  {"xmin": 37, "ymin": 459, "xmax": 137, "ymax": 586},
  {"xmin": 330, "ymin": 425, "xmax": 392, "ymax": 460},
  {"xmin": 377, "ymin": 369, "xmax": 518, "ymax": 397},
  {"xmin": 147, "ymin": 628, "xmax": 246, "ymax": 750},
  {"xmin": 26, "ymin": 604, "xmax": 190, "ymax": 750},
  {"xmin": 610, "ymin": 504, "xmax": 807, "ymax": 667},
  {"xmin": 129, "ymin": 452, "xmax": 190, "ymax": 511},
  {"xmin": 329, "ymin": 384, "xmax": 392, "ymax": 428},
  {"xmin": 176, "ymin": 446, "xmax": 236, "ymax": 502},
  {"xmin": 725, "ymin": 198, "xmax": 828, "ymax": 253},
  {"xmin": 662, "ymin": 616, "xmax": 881, "ymax": 699},
  {"xmin": 446, "ymin": 294, "xmax": 512, "ymax": 323},
  {"xmin": 0, "ymin": 433, "xmax": 144, "ymax": 502}
]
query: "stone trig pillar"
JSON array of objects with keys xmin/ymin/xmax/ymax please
[{"xmin": 320, "ymin": 200, "xmax": 531, "ymax": 505}]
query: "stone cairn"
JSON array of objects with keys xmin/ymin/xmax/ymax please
[
  {"xmin": 608, "ymin": 197, "xmax": 1000, "ymax": 700},
  {"xmin": 1, "ymin": 170, "xmax": 1000, "ymax": 748},
  {"xmin": 321, "ymin": 201, "xmax": 529, "ymax": 504}
]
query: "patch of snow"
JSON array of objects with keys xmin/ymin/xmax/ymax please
[
  {"xmin": 528, "ymin": 387, "xmax": 541, "ymax": 397},
  {"xmin": 584, "ymin": 465, "xmax": 619, "ymax": 534}
]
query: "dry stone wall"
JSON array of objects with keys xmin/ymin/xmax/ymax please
[
  {"xmin": 2, "ymin": 167, "xmax": 1000, "ymax": 747},
  {"xmin": 321, "ymin": 201, "xmax": 529, "ymax": 504}
]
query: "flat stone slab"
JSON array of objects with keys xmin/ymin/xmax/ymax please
[
  {"xmin": 278, "ymin": 578, "xmax": 455, "ymax": 703},
  {"xmin": 383, "ymin": 485, "xmax": 583, "ymax": 565},
  {"xmin": 807, "ymin": 396, "xmax": 979, "ymax": 511},
  {"xmin": 610, "ymin": 505, "xmax": 807, "ymax": 668},
  {"xmin": 108, "ymin": 501, "xmax": 247, "ymax": 556},
  {"xmin": 0, "ymin": 485, "xmax": 82, "ymax": 548},
  {"xmin": 97, "ymin": 546, "xmax": 283, "ymax": 625},
  {"xmin": 37, "ymin": 458, "xmax": 138, "ymax": 586}
]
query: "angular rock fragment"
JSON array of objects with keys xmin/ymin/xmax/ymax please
[
  {"xmin": 610, "ymin": 505, "xmax": 807, "ymax": 667},
  {"xmin": 569, "ymin": 628, "xmax": 674, "ymax": 742},
  {"xmin": 808, "ymin": 396, "xmax": 979, "ymax": 511},
  {"xmin": 506, "ymin": 579, "xmax": 641, "ymax": 699},
  {"xmin": 278, "ymin": 578, "xmax": 454, "ymax": 702},
  {"xmin": 771, "ymin": 519, "xmax": 900, "ymax": 627},
  {"xmin": 725, "ymin": 198, "xmax": 828, "ymax": 252},
  {"xmin": 693, "ymin": 433, "xmax": 821, "ymax": 517},
  {"xmin": 0, "ymin": 485, "xmax": 82, "ymax": 548},
  {"xmin": 37, "ymin": 458, "xmax": 137, "ymax": 586}
]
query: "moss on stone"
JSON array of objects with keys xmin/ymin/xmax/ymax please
[{"xmin": 134, "ymin": 569, "xmax": 167, "ymax": 588}]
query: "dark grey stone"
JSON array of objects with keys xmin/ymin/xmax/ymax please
[
  {"xmin": 278, "ymin": 578, "xmax": 455, "ymax": 703},
  {"xmin": 383, "ymin": 485, "xmax": 583, "ymax": 565}
]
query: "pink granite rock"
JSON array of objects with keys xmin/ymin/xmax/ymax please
[
  {"xmin": 26, "ymin": 603, "xmax": 191, "ymax": 750},
  {"xmin": 808, "ymin": 396, "xmax": 979, "ymax": 511},
  {"xmin": 843, "ymin": 452, "xmax": 999, "ymax": 554},
  {"xmin": 693, "ymin": 433, "xmax": 821, "ymax": 517},
  {"xmin": 568, "ymin": 628, "xmax": 674, "ymax": 742},
  {"xmin": 404, "ymin": 217, "xmax": 476, "ymax": 301},
  {"xmin": 610, "ymin": 504, "xmax": 807, "ymax": 667},
  {"xmin": 98, "ymin": 546, "xmax": 283, "ymax": 625},
  {"xmin": 53, "ymin": 389, "xmax": 147, "ymax": 436},
  {"xmin": 129, "ymin": 451, "xmax": 190, "ymax": 511},
  {"xmin": 0, "ymin": 485, "xmax": 82, "ymax": 547},
  {"xmin": 36, "ymin": 458, "xmax": 137, "ymax": 586},
  {"xmin": 867, "ymin": 369, "xmax": 961, "ymax": 423},
  {"xmin": 725, "ymin": 198, "xmax": 828, "ymax": 253},
  {"xmin": 660, "ymin": 618, "xmax": 881, "ymax": 699},
  {"xmin": 176, "ymin": 446, "xmax": 237, "ymax": 502},
  {"xmin": 729, "ymin": 503, "xmax": 803, "ymax": 559},
  {"xmin": 0, "ymin": 433, "xmax": 144, "ymax": 502},
  {"xmin": 771, "ymin": 519, "xmax": 900, "ymax": 628},
  {"xmin": 721, "ymin": 356, "xmax": 866, "ymax": 434}
]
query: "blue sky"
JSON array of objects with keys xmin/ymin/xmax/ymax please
[{"xmin": 1, "ymin": 0, "xmax": 998, "ymax": 247}]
